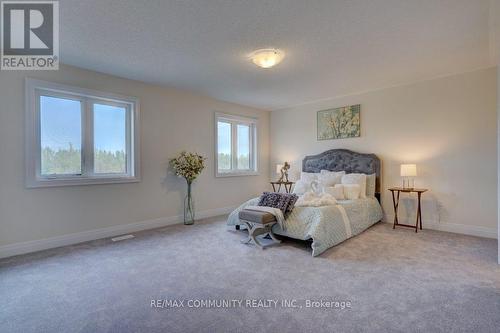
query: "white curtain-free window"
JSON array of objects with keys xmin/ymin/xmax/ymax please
[
  {"xmin": 215, "ymin": 112, "xmax": 258, "ymax": 177},
  {"xmin": 25, "ymin": 79, "xmax": 140, "ymax": 187}
]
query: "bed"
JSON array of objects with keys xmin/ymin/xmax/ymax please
[{"xmin": 227, "ymin": 149, "xmax": 384, "ymax": 256}]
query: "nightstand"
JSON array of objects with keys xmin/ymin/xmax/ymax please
[
  {"xmin": 270, "ymin": 181, "xmax": 294, "ymax": 193},
  {"xmin": 388, "ymin": 187, "xmax": 428, "ymax": 233}
]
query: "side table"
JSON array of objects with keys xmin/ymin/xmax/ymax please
[{"xmin": 388, "ymin": 187, "xmax": 428, "ymax": 233}]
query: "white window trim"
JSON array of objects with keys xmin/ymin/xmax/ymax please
[
  {"xmin": 215, "ymin": 112, "xmax": 259, "ymax": 177},
  {"xmin": 25, "ymin": 78, "xmax": 141, "ymax": 188}
]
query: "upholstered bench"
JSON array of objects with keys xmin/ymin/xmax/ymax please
[{"xmin": 238, "ymin": 209, "xmax": 281, "ymax": 249}]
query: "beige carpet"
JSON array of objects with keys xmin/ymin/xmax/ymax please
[{"xmin": 1, "ymin": 217, "xmax": 499, "ymax": 333}]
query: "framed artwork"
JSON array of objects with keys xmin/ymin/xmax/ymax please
[{"xmin": 317, "ymin": 104, "xmax": 360, "ymax": 140}]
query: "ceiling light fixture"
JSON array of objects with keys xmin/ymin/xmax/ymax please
[{"xmin": 249, "ymin": 48, "xmax": 285, "ymax": 69}]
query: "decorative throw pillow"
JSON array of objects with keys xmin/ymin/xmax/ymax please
[
  {"xmin": 365, "ymin": 173, "xmax": 376, "ymax": 197},
  {"xmin": 257, "ymin": 192, "xmax": 298, "ymax": 217},
  {"xmin": 341, "ymin": 173, "xmax": 367, "ymax": 199},
  {"xmin": 324, "ymin": 185, "xmax": 345, "ymax": 200},
  {"xmin": 293, "ymin": 172, "xmax": 318, "ymax": 195},
  {"xmin": 286, "ymin": 194, "xmax": 299, "ymax": 214},
  {"xmin": 318, "ymin": 170, "xmax": 345, "ymax": 187},
  {"xmin": 343, "ymin": 184, "xmax": 361, "ymax": 200}
]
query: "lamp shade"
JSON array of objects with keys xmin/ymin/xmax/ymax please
[
  {"xmin": 400, "ymin": 164, "xmax": 417, "ymax": 177},
  {"xmin": 276, "ymin": 164, "xmax": 284, "ymax": 174}
]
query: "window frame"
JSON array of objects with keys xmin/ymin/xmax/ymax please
[
  {"xmin": 214, "ymin": 112, "xmax": 258, "ymax": 177},
  {"xmin": 25, "ymin": 78, "xmax": 140, "ymax": 188}
]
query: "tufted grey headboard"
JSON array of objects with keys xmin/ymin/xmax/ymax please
[{"xmin": 302, "ymin": 149, "xmax": 381, "ymax": 198}]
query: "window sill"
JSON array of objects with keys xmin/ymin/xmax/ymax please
[
  {"xmin": 215, "ymin": 171, "xmax": 260, "ymax": 178},
  {"xmin": 26, "ymin": 176, "xmax": 141, "ymax": 188}
]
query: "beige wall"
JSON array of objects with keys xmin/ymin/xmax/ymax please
[
  {"xmin": 497, "ymin": 66, "xmax": 500, "ymax": 259},
  {"xmin": 0, "ymin": 65, "xmax": 270, "ymax": 249},
  {"xmin": 271, "ymin": 68, "xmax": 498, "ymax": 237},
  {"xmin": 491, "ymin": 0, "xmax": 500, "ymax": 65},
  {"xmin": 0, "ymin": 65, "xmax": 497, "ymax": 254}
]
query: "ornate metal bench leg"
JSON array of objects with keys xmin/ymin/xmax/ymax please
[
  {"xmin": 250, "ymin": 228, "xmax": 264, "ymax": 249},
  {"xmin": 239, "ymin": 219, "xmax": 280, "ymax": 249},
  {"xmin": 268, "ymin": 230, "xmax": 281, "ymax": 243},
  {"xmin": 240, "ymin": 221, "xmax": 253, "ymax": 244}
]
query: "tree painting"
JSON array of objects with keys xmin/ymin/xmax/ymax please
[{"xmin": 317, "ymin": 104, "xmax": 360, "ymax": 140}]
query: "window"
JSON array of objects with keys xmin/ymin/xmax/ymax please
[
  {"xmin": 25, "ymin": 79, "xmax": 140, "ymax": 187},
  {"xmin": 215, "ymin": 113, "xmax": 258, "ymax": 177}
]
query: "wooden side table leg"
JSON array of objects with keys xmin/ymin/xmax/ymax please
[
  {"xmin": 414, "ymin": 192, "xmax": 421, "ymax": 233},
  {"xmin": 418, "ymin": 192, "xmax": 423, "ymax": 230},
  {"xmin": 391, "ymin": 190, "xmax": 395, "ymax": 229},
  {"xmin": 391, "ymin": 190, "xmax": 400, "ymax": 229},
  {"xmin": 277, "ymin": 183, "xmax": 282, "ymax": 193},
  {"xmin": 271, "ymin": 183, "xmax": 277, "ymax": 192}
]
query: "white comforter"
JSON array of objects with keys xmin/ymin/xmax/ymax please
[
  {"xmin": 227, "ymin": 197, "xmax": 383, "ymax": 256},
  {"xmin": 295, "ymin": 191, "xmax": 337, "ymax": 207}
]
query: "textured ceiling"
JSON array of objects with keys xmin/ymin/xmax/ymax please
[{"xmin": 60, "ymin": 0, "xmax": 493, "ymax": 110}]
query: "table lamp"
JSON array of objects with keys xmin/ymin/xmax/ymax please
[
  {"xmin": 276, "ymin": 164, "xmax": 284, "ymax": 175},
  {"xmin": 400, "ymin": 164, "xmax": 417, "ymax": 189}
]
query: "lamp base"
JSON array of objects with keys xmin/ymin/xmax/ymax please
[{"xmin": 402, "ymin": 178, "xmax": 415, "ymax": 189}]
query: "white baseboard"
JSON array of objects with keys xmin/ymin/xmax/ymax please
[
  {"xmin": 383, "ymin": 214, "xmax": 497, "ymax": 239},
  {"xmin": 3, "ymin": 208, "xmax": 495, "ymax": 259},
  {"xmin": 0, "ymin": 206, "xmax": 236, "ymax": 259}
]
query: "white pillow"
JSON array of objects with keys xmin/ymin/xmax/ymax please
[
  {"xmin": 324, "ymin": 185, "xmax": 345, "ymax": 200},
  {"xmin": 300, "ymin": 172, "xmax": 318, "ymax": 183},
  {"xmin": 365, "ymin": 173, "xmax": 376, "ymax": 197},
  {"xmin": 341, "ymin": 173, "xmax": 367, "ymax": 199},
  {"xmin": 293, "ymin": 180, "xmax": 309, "ymax": 195},
  {"xmin": 343, "ymin": 184, "xmax": 361, "ymax": 200},
  {"xmin": 293, "ymin": 172, "xmax": 318, "ymax": 195},
  {"xmin": 318, "ymin": 170, "xmax": 345, "ymax": 187}
]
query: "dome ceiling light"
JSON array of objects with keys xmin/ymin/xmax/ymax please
[{"xmin": 249, "ymin": 48, "xmax": 285, "ymax": 69}]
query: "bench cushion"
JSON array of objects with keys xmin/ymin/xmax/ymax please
[{"xmin": 239, "ymin": 209, "xmax": 277, "ymax": 224}]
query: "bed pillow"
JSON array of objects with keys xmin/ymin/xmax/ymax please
[
  {"xmin": 293, "ymin": 172, "xmax": 318, "ymax": 195},
  {"xmin": 365, "ymin": 173, "xmax": 376, "ymax": 197},
  {"xmin": 257, "ymin": 192, "xmax": 298, "ymax": 217},
  {"xmin": 293, "ymin": 180, "xmax": 309, "ymax": 195},
  {"xmin": 300, "ymin": 172, "xmax": 318, "ymax": 183},
  {"xmin": 341, "ymin": 173, "xmax": 367, "ymax": 199},
  {"xmin": 343, "ymin": 184, "xmax": 361, "ymax": 200},
  {"xmin": 324, "ymin": 185, "xmax": 345, "ymax": 200},
  {"xmin": 286, "ymin": 193, "xmax": 299, "ymax": 214},
  {"xmin": 318, "ymin": 170, "xmax": 345, "ymax": 187}
]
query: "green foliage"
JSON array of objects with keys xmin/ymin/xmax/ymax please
[
  {"xmin": 218, "ymin": 153, "xmax": 231, "ymax": 170},
  {"xmin": 217, "ymin": 153, "xmax": 250, "ymax": 170},
  {"xmin": 41, "ymin": 145, "xmax": 126, "ymax": 175},
  {"xmin": 41, "ymin": 145, "xmax": 81, "ymax": 175},
  {"xmin": 237, "ymin": 154, "xmax": 249, "ymax": 169},
  {"xmin": 95, "ymin": 150, "xmax": 126, "ymax": 174}
]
